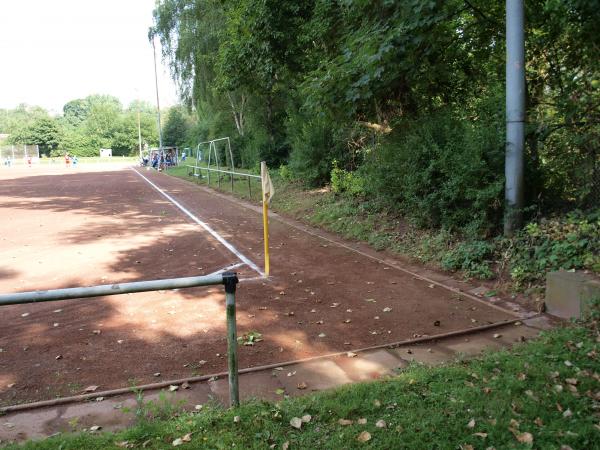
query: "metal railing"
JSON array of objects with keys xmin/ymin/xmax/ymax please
[
  {"xmin": 187, "ymin": 164, "xmax": 261, "ymax": 199},
  {"xmin": 0, "ymin": 271, "xmax": 241, "ymax": 407}
]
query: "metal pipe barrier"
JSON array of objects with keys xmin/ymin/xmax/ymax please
[
  {"xmin": 0, "ymin": 271, "xmax": 241, "ymax": 407},
  {"xmin": 187, "ymin": 164, "xmax": 261, "ymax": 199}
]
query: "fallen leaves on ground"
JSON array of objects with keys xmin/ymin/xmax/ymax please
[
  {"xmin": 238, "ymin": 331, "xmax": 263, "ymax": 346},
  {"xmin": 357, "ymin": 431, "xmax": 371, "ymax": 442},
  {"xmin": 515, "ymin": 432, "xmax": 534, "ymax": 444},
  {"xmin": 375, "ymin": 419, "xmax": 386, "ymax": 428},
  {"xmin": 338, "ymin": 419, "xmax": 353, "ymax": 426}
]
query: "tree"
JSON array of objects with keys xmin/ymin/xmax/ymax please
[
  {"xmin": 163, "ymin": 106, "xmax": 189, "ymax": 147},
  {"xmin": 9, "ymin": 116, "xmax": 61, "ymax": 155},
  {"xmin": 63, "ymin": 99, "xmax": 90, "ymax": 126}
]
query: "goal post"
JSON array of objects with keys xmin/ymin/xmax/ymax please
[{"xmin": 0, "ymin": 144, "xmax": 39, "ymax": 161}]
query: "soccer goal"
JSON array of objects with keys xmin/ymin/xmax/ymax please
[{"xmin": 0, "ymin": 144, "xmax": 39, "ymax": 161}]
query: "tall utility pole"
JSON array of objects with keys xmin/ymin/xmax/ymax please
[
  {"xmin": 152, "ymin": 38, "xmax": 164, "ymax": 152},
  {"xmin": 504, "ymin": 0, "xmax": 526, "ymax": 236},
  {"xmin": 137, "ymin": 106, "xmax": 143, "ymax": 159},
  {"xmin": 135, "ymin": 89, "xmax": 143, "ymax": 160}
]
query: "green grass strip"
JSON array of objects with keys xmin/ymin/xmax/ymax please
[{"xmin": 6, "ymin": 324, "xmax": 599, "ymax": 449}]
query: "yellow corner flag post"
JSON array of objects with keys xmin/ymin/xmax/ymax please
[{"xmin": 261, "ymin": 161, "xmax": 274, "ymax": 277}]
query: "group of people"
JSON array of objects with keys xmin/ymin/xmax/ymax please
[
  {"xmin": 64, "ymin": 153, "xmax": 78, "ymax": 167},
  {"xmin": 3, "ymin": 156, "xmax": 36, "ymax": 167},
  {"xmin": 140, "ymin": 149, "xmax": 180, "ymax": 170},
  {"xmin": 2, "ymin": 154, "xmax": 79, "ymax": 167}
]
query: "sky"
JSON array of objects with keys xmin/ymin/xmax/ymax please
[{"xmin": 0, "ymin": 0, "xmax": 179, "ymax": 115}]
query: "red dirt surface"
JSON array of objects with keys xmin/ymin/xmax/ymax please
[{"xmin": 0, "ymin": 164, "xmax": 514, "ymax": 406}]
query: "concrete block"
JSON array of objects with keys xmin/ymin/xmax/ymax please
[
  {"xmin": 390, "ymin": 344, "xmax": 454, "ymax": 366},
  {"xmin": 274, "ymin": 359, "xmax": 353, "ymax": 395},
  {"xmin": 334, "ymin": 349, "xmax": 405, "ymax": 381},
  {"xmin": 209, "ymin": 371, "xmax": 284, "ymax": 403},
  {"xmin": 442, "ymin": 334, "xmax": 504, "ymax": 357},
  {"xmin": 489, "ymin": 323, "xmax": 541, "ymax": 345},
  {"xmin": 523, "ymin": 315, "xmax": 555, "ymax": 330},
  {"xmin": 546, "ymin": 271, "xmax": 600, "ymax": 319}
]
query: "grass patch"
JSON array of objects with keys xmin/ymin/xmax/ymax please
[{"xmin": 7, "ymin": 322, "xmax": 598, "ymax": 449}]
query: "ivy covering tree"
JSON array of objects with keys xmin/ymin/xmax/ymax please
[{"xmin": 151, "ymin": 0, "xmax": 600, "ymax": 235}]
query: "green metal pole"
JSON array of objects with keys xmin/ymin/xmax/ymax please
[{"xmin": 223, "ymin": 272, "xmax": 240, "ymax": 407}]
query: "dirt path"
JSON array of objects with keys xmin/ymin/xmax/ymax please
[{"xmin": 0, "ymin": 165, "xmax": 514, "ymax": 406}]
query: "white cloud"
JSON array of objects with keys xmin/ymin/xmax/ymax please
[{"xmin": 0, "ymin": 0, "xmax": 179, "ymax": 114}]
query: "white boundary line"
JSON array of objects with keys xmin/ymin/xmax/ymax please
[{"xmin": 131, "ymin": 168, "xmax": 265, "ymax": 278}]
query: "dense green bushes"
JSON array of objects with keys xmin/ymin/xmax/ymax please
[
  {"xmin": 440, "ymin": 209, "xmax": 600, "ymax": 288},
  {"xmin": 361, "ymin": 105, "xmax": 505, "ymax": 235},
  {"xmin": 152, "ymin": 0, "xmax": 599, "ymax": 237}
]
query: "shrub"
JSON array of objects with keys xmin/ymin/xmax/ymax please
[
  {"xmin": 506, "ymin": 209, "xmax": 600, "ymax": 288},
  {"xmin": 331, "ymin": 160, "xmax": 365, "ymax": 196},
  {"xmin": 278, "ymin": 164, "xmax": 293, "ymax": 181},
  {"xmin": 362, "ymin": 101, "xmax": 505, "ymax": 236},
  {"xmin": 441, "ymin": 240, "xmax": 496, "ymax": 279}
]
